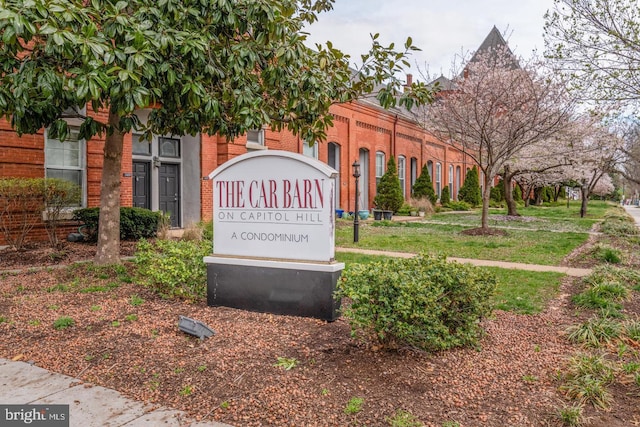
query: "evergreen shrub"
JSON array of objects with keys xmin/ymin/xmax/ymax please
[
  {"xmin": 440, "ymin": 186, "xmax": 450, "ymax": 206},
  {"xmin": 373, "ymin": 156, "xmax": 404, "ymax": 213},
  {"xmin": 73, "ymin": 207, "xmax": 161, "ymax": 241},
  {"xmin": 134, "ymin": 239, "xmax": 210, "ymax": 301},
  {"xmin": 337, "ymin": 253, "xmax": 497, "ymax": 351},
  {"xmin": 458, "ymin": 166, "xmax": 482, "ymax": 207},
  {"xmin": 412, "ymin": 164, "xmax": 437, "ymax": 205}
]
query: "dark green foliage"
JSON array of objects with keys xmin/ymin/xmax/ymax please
[
  {"xmin": 513, "ymin": 183, "xmax": 523, "ymax": 202},
  {"xmin": 120, "ymin": 207, "xmax": 162, "ymax": 240},
  {"xmin": 373, "ymin": 156, "xmax": 404, "ymax": 213},
  {"xmin": 412, "ymin": 164, "xmax": 437, "ymax": 204},
  {"xmin": 458, "ymin": 166, "xmax": 482, "ymax": 207},
  {"xmin": 446, "ymin": 200, "xmax": 471, "ymax": 211},
  {"xmin": 440, "ymin": 186, "xmax": 450, "ymax": 206},
  {"xmin": 73, "ymin": 207, "xmax": 161, "ymax": 241},
  {"xmin": 337, "ymin": 253, "xmax": 497, "ymax": 351},
  {"xmin": 134, "ymin": 239, "xmax": 210, "ymax": 301},
  {"xmin": 490, "ymin": 180, "xmax": 505, "ymax": 202},
  {"xmin": 542, "ymin": 186, "xmax": 554, "ymax": 203}
]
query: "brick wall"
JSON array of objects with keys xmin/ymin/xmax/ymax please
[{"xmin": 2, "ymin": 99, "xmax": 475, "ymax": 245}]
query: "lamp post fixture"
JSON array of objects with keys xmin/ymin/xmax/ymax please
[{"xmin": 352, "ymin": 160, "xmax": 361, "ymax": 243}]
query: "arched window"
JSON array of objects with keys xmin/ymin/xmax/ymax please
[
  {"xmin": 435, "ymin": 162, "xmax": 442, "ymax": 198},
  {"xmin": 328, "ymin": 142, "xmax": 340, "ymax": 209},
  {"xmin": 456, "ymin": 166, "xmax": 461, "ymax": 200},
  {"xmin": 410, "ymin": 157, "xmax": 418, "ymax": 191},
  {"xmin": 448, "ymin": 164, "xmax": 454, "ymax": 197},
  {"xmin": 375, "ymin": 151, "xmax": 386, "ymax": 187},
  {"xmin": 398, "ymin": 156, "xmax": 406, "ymax": 199}
]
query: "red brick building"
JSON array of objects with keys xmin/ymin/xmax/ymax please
[{"xmin": 0, "ymin": 89, "xmax": 472, "ymax": 246}]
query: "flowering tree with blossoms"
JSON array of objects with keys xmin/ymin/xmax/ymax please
[{"xmin": 421, "ymin": 46, "xmax": 576, "ymax": 231}]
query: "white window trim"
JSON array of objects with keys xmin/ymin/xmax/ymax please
[
  {"xmin": 398, "ymin": 155, "xmax": 406, "ymax": 199},
  {"xmin": 44, "ymin": 128, "xmax": 87, "ymax": 208},
  {"xmin": 246, "ymin": 128, "xmax": 267, "ymax": 151},
  {"xmin": 435, "ymin": 162, "xmax": 442, "ymax": 198},
  {"xmin": 303, "ymin": 140, "xmax": 318, "ymax": 159}
]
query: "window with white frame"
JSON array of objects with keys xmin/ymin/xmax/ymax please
[
  {"xmin": 45, "ymin": 128, "xmax": 85, "ymax": 206},
  {"xmin": 435, "ymin": 162, "xmax": 442, "ymax": 198},
  {"xmin": 398, "ymin": 156, "xmax": 406, "ymax": 199},
  {"xmin": 303, "ymin": 140, "xmax": 318, "ymax": 159},
  {"xmin": 449, "ymin": 164, "xmax": 454, "ymax": 196},
  {"xmin": 375, "ymin": 151, "xmax": 385, "ymax": 187}
]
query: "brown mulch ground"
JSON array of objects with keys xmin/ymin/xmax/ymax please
[{"xmin": 1, "ymin": 236, "xmax": 639, "ymax": 427}]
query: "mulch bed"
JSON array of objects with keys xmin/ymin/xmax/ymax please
[{"xmin": 1, "ymin": 239, "xmax": 639, "ymax": 426}]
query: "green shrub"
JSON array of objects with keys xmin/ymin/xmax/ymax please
[
  {"xmin": 134, "ymin": 239, "xmax": 210, "ymax": 301},
  {"xmin": 440, "ymin": 186, "xmax": 450, "ymax": 206},
  {"xmin": 458, "ymin": 166, "xmax": 482, "ymax": 207},
  {"xmin": 373, "ymin": 157, "xmax": 404, "ymax": 213},
  {"xmin": 412, "ymin": 164, "xmax": 437, "ymax": 205},
  {"xmin": 120, "ymin": 207, "xmax": 162, "ymax": 239},
  {"xmin": 490, "ymin": 181, "xmax": 504, "ymax": 202},
  {"xmin": 396, "ymin": 203, "xmax": 413, "ymax": 216},
  {"xmin": 73, "ymin": 207, "xmax": 161, "ymax": 241},
  {"xmin": 337, "ymin": 253, "xmax": 497, "ymax": 351},
  {"xmin": 513, "ymin": 184, "xmax": 523, "ymax": 203},
  {"xmin": 446, "ymin": 200, "xmax": 471, "ymax": 211}
]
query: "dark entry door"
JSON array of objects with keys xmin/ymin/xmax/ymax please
[
  {"xmin": 159, "ymin": 163, "xmax": 180, "ymax": 227},
  {"xmin": 133, "ymin": 161, "xmax": 150, "ymax": 210}
]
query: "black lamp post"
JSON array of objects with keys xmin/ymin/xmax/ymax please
[{"xmin": 352, "ymin": 160, "xmax": 361, "ymax": 243}]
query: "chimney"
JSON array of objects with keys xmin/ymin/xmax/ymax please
[{"xmin": 404, "ymin": 74, "xmax": 413, "ymax": 92}]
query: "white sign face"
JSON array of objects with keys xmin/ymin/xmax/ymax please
[{"xmin": 209, "ymin": 150, "xmax": 337, "ymax": 262}]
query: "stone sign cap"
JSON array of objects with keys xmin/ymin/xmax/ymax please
[{"xmin": 209, "ymin": 150, "xmax": 338, "ymax": 262}]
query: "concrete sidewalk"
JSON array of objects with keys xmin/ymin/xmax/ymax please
[
  {"xmin": 0, "ymin": 358, "xmax": 231, "ymax": 427},
  {"xmin": 335, "ymin": 247, "xmax": 593, "ymax": 277}
]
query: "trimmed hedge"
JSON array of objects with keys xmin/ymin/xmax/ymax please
[
  {"xmin": 73, "ymin": 207, "xmax": 161, "ymax": 241},
  {"xmin": 134, "ymin": 239, "xmax": 210, "ymax": 301},
  {"xmin": 337, "ymin": 253, "xmax": 497, "ymax": 351}
]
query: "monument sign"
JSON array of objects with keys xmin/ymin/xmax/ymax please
[{"xmin": 204, "ymin": 150, "xmax": 344, "ymax": 320}]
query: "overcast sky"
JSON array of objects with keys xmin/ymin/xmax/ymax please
[{"xmin": 304, "ymin": 0, "xmax": 557, "ymax": 80}]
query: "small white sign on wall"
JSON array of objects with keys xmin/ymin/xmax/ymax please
[{"xmin": 209, "ymin": 150, "xmax": 337, "ymax": 262}]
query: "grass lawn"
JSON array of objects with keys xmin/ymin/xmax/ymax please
[
  {"xmin": 335, "ymin": 251, "xmax": 564, "ymax": 314},
  {"xmin": 335, "ymin": 222, "xmax": 588, "ymax": 265},
  {"xmin": 428, "ymin": 200, "xmax": 615, "ymax": 233}
]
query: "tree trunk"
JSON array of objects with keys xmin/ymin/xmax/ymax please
[
  {"xmin": 523, "ymin": 183, "xmax": 532, "ymax": 207},
  {"xmin": 580, "ymin": 184, "xmax": 589, "ymax": 218},
  {"xmin": 481, "ymin": 173, "xmax": 491, "ymax": 230},
  {"xmin": 95, "ymin": 111, "xmax": 124, "ymax": 265},
  {"xmin": 553, "ymin": 185, "xmax": 561, "ymax": 203},
  {"xmin": 503, "ymin": 165, "xmax": 519, "ymax": 216},
  {"xmin": 534, "ymin": 187, "xmax": 543, "ymax": 205}
]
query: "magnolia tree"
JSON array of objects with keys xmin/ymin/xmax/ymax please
[
  {"xmin": 420, "ymin": 46, "xmax": 575, "ymax": 231},
  {"xmin": 0, "ymin": 0, "xmax": 433, "ymax": 264}
]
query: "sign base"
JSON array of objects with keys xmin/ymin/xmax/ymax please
[{"xmin": 204, "ymin": 256, "xmax": 344, "ymax": 321}]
